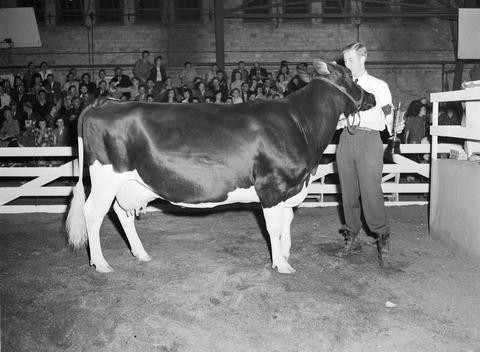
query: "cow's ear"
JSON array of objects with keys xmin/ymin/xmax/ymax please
[{"xmin": 313, "ymin": 60, "xmax": 330, "ymax": 75}]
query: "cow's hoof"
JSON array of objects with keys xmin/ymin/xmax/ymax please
[
  {"xmin": 91, "ymin": 261, "xmax": 114, "ymax": 273},
  {"xmin": 134, "ymin": 252, "xmax": 152, "ymax": 262},
  {"xmin": 274, "ymin": 262, "xmax": 296, "ymax": 274}
]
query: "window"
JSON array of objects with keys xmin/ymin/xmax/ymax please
[
  {"xmin": 362, "ymin": 1, "xmax": 389, "ymax": 19},
  {"xmin": 175, "ymin": 0, "xmax": 201, "ymax": 22},
  {"xmin": 283, "ymin": 0, "xmax": 309, "ymax": 17},
  {"xmin": 243, "ymin": 0, "xmax": 270, "ymax": 22},
  {"xmin": 57, "ymin": 0, "xmax": 84, "ymax": 25},
  {"xmin": 401, "ymin": 0, "xmax": 428, "ymax": 18},
  {"xmin": 322, "ymin": 0, "xmax": 350, "ymax": 22},
  {"xmin": 18, "ymin": 0, "xmax": 45, "ymax": 25},
  {"xmin": 136, "ymin": 0, "xmax": 162, "ymax": 23},
  {"xmin": 97, "ymin": 0, "xmax": 123, "ymax": 23}
]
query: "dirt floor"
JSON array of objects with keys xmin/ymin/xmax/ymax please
[{"xmin": 1, "ymin": 205, "xmax": 480, "ymax": 352}]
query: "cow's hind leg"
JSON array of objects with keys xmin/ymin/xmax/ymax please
[
  {"xmin": 113, "ymin": 200, "xmax": 151, "ymax": 262},
  {"xmin": 84, "ymin": 189, "xmax": 117, "ymax": 273},
  {"xmin": 280, "ymin": 207, "xmax": 294, "ymax": 260},
  {"xmin": 263, "ymin": 205, "xmax": 296, "ymax": 274}
]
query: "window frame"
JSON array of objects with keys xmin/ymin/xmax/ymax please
[
  {"xmin": 18, "ymin": 0, "xmax": 45, "ymax": 25},
  {"xmin": 56, "ymin": 0, "xmax": 84, "ymax": 26},
  {"xmin": 135, "ymin": 0, "xmax": 163, "ymax": 24},
  {"xmin": 95, "ymin": 0, "xmax": 124, "ymax": 25},
  {"xmin": 175, "ymin": 0, "xmax": 202, "ymax": 23}
]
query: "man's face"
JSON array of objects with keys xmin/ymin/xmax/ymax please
[
  {"xmin": 343, "ymin": 50, "xmax": 365, "ymax": 77},
  {"xmin": 56, "ymin": 119, "xmax": 64, "ymax": 127},
  {"xmin": 39, "ymin": 121, "xmax": 46, "ymax": 129}
]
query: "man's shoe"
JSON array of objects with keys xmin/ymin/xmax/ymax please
[{"xmin": 337, "ymin": 229, "xmax": 361, "ymax": 257}]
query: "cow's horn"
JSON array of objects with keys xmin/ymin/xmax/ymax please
[{"xmin": 313, "ymin": 59, "xmax": 330, "ymax": 75}]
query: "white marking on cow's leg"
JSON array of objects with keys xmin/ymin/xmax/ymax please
[
  {"xmin": 281, "ymin": 207, "xmax": 294, "ymax": 260},
  {"xmin": 263, "ymin": 204, "xmax": 296, "ymax": 274},
  {"xmin": 113, "ymin": 200, "xmax": 151, "ymax": 262}
]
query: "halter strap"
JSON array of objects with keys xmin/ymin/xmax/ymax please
[{"xmin": 316, "ymin": 77, "xmax": 365, "ymax": 134}]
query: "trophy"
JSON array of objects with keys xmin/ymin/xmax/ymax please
[{"xmin": 384, "ymin": 102, "xmax": 405, "ymax": 162}]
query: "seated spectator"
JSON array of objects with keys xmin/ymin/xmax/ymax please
[
  {"xmin": 180, "ymin": 88, "xmax": 192, "ymax": 103},
  {"xmin": 225, "ymin": 96, "xmax": 233, "ymax": 104},
  {"xmin": 97, "ymin": 69, "xmax": 110, "ymax": 86},
  {"xmin": 240, "ymin": 82, "xmax": 250, "ymax": 102},
  {"xmin": 157, "ymin": 76, "xmax": 175, "ymax": 102},
  {"xmin": 44, "ymin": 73, "xmax": 62, "ymax": 102},
  {"xmin": 110, "ymin": 66, "xmax": 132, "ymax": 99},
  {"xmin": 216, "ymin": 70, "xmax": 229, "ymax": 91},
  {"xmin": 231, "ymin": 60, "xmax": 249, "ymax": 83},
  {"xmin": 16, "ymin": 118, "xmax": 37, "ymax": 147},
  {"xmin": 126, "ymin": 76, "xmax": 141, "ymax": 100},
  {"xmin": 62, "ymin": 71, "xmax": 80, "ymax": 93},
  {"xmin": 38, "ymin": 61, "xmax": 53, "ymax": 82},
  {"xmin": 146, "ymin": 78, "xmax": 162, "ymax": 101},
  {"xmin": 204, "ymin": 63, "xmax": 218, "ymax": 85},
  {"xmin": 231, "ymin": 88, "xmax": 243, "ymax": 104},
  {"xmin": 0, "ymin": 107, "xmax": 20, "ymax": 146},
  {"xmin": 149, "ymin": 56, "xmax": 167, "ymax": 87},
  {"xmin": 45, "ymin": 103, "xmax": 60, "ymax": 128},
  {"xmin": 276, "ymin": 72, "xmax": 288, "ymax": 95},
  {"xmin": 53, "ymin": 117, "xmax": 69, "ymax": 146},
  {"xmin": 34, "ymin": 118, "xmax": 54, "ymax": 147},
  {"xmin": 146, "ymin": 95, "xmax": 155, "ymax": 102},
  {"xmin": 81, "ymin": 73, "xmax": 98, "ymax": 95},
  {"xmin": 133, "ymin": 50, "xmax": 153, "ymax": 84},
  {"xmin": 230, "ymin": 71, "xmax": 244, "ymax": 93},
  {"xmin": 23, "ymin": 62, "xmax": 37, "ymax": 90},
  {"xmin": 165, "ymin": 88, "xmax": 177, "ymax": 103},
  {"xmin": 179, "ymin": 61, "xmax": 198, "ymax": 89},
  {"xmin": 278, "ymin": 63, "xmax": 293, "ymax": 83},
  {"xmin": 11, "ymin": 84, "xmax": 31, "ymax": 108},
  {"xmin": 22, "ymin": 102, "xmax": 40, "ymax": 127},
  {"xmin": 247, "ymin": 92, "xmax": 256, "ymax": 101},
  {"xmin": 33, "ymin": 89, "xmax": 52, "ymax": 119},
  {"xmin": 209, "ymin": 77, "xmax": 227, "ymax": 102},
  {"xmin": 249, "ymin": 78, "xmax": 258, "ymax": 94},
  {"xmin": 249, "ymin": 62, "xmax": 268, "ymax": 82},
  {"xmin": 0, "ymin": 84, "xmax": 12, "ymax": 111},
  {"xmin": 13, "ymin": 75, "xmax": 25, "ymax": 90},
  {"xmin": 213, "ymin": 90, "xmax": 224, "ymax": 104},
  {"xmin": 134, "ymin": 84, "xmax": 148, "ymax": 102},
  {"xmin": 10, "ymin": 100, "xmax": 25, "ymax": 130},
  {"xmin": 193, "ymin": 81, "xmax": 211, "ymax": 103},
  {"xmin": 95, "ymin": 80, "xmax": 110, "ymax": 98},
  {"xmin": 191, "ymin": 97, "xmax": 199, "ymax": 104},
  {"xmin": 404, "ymin": 104, "xmax": 427, "ymax": 144},
  {"xmin": 255, "ymin": 85, "xmax": 267, "ymax": 100}
]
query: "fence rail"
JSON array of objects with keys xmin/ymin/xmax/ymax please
[{"xmin": 0, "ymin": 143, "xmax": 461, "ymax": 213}]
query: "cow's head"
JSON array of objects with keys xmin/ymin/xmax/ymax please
[{"xmin": 306, "ymin": 60, "xmax": 376, "ymax": 116}]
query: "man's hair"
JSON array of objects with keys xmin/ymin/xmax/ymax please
[
  {"xmin": 142, "ymin": 50, "xmax": 150, "ymax": 55},
  {"xmin": 342, "ymin": 42, "xmax": 368, "ymax": 57}
]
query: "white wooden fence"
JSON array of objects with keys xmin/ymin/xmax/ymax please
[{"xmin": 0, "ymin": 143, "xmax": 461, "ymax": 213}]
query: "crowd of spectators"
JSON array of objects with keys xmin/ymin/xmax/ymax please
[{"xmin": 0, "ymin": 50, "xmax": 315, "ymax": 149}]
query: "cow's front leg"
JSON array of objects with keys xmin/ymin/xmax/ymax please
[
  {"xmin": 281, "ymin": 207, "xmax": 294, "ymax": 260},
  {"xmin": 113, "ymin": 200, "xmax": 152, "ymax": 262},
  {"xmin": 263, "ymin": 204, "xmax": 296, "ymax": 274}
]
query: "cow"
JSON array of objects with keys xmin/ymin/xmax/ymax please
[{"xmin": 66, "ymin": 60, "xmax": 375, "ymax": 274}]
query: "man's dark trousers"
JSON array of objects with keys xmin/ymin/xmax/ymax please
[{"xmin": 336, "ymin": 128, "xmax": 389, "ymax": 235}]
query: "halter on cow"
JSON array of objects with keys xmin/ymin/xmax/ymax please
[{"xmin": 66, "ymin": 60, "xmax": 375, "ymax": 274}]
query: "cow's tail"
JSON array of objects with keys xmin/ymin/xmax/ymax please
[{"xmin": 66, "ymin": 103, "xmax": 92, "ymax": 248}]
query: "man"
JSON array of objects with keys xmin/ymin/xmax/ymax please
[
  {"xmin": 336, "ymin": 42, "xmax": 402, "ymax": 266},
  {"xmin": 133, "ymin": 50, "xmax": 152, "ymax": 84}
]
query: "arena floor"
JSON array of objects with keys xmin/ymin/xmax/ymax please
[{"xmin": 1, "ymin": 205, "xmax": 480, "ymax": 352}]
